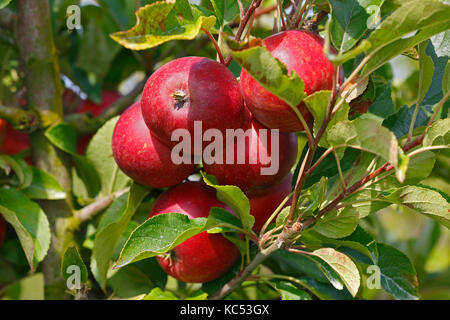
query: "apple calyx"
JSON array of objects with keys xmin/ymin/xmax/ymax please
[{"xmin": 172, "ymin": 90, "xmax": 189, "ymax": 110}]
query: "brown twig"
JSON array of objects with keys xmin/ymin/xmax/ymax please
[
  {"xmin": 202, "ymin": 27, "xmax": 225, "ymax": 65},
  {"xmin": 224, "ymin": 0, "xmax": 264, "ymax": 66}
]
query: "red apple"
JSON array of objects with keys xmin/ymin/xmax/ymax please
[
  {"xmin": 112, "ymin": 102, "xmax": 196, "ymax": 188},
  {"xmin": 240, "ymin": 30, "xmax": 342, "ymax": 132},
  {"xmin": 76, "ymin": 90, "xmax": 121, "ymax": 154},
  {"xmin": 150, "ymin": 181, "xmax": 240, "ymax": 283},
  {"xmin": 203, "ymin": 110, "xmax": 297, "ymax": 194},
  {"xmin": 0, "ymin": 215, "xmax": 5, "ymax": 247},
  {"xmin": 248, "ymin": 173, "xmax": 292, "ymax": 232},
  {"xmin": 141, "ymin": 56, "xmax": 245, "ymax": 150},
  {"xmin": 0, "ymin": 119, "xmax": 30, "ymax": 156}
]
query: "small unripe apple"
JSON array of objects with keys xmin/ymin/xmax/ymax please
[
  {"xmin": 112, "ymin": 102, "xmax": 196, "ymax": 188},
  {"xmin": 76, "ymin": 90, "xmax": 121, "ymax": 154},
  {"xmin": 141, "ymin": 56, "xmax": 245, "ymax": 149},
  {"xmin": 0, "ymin": 119, "xmax": 30, "ymax": 156},
  {"xmin": 0, "ymin": 215, "xmax": 5, "ymax": 247},
  {"xmin": 248, "ymin": 173, "xmax": 292, "ymax": 232},
  {"xmin": 240, "ymin": 30, "xmax": 342, "ymax": 132},
  {"xmin": 150, "ymin": 181, "xmax": 240, "ymax": 283},
  {"xmin": 203, "ymin": 110, "xmax": 297, "ymax": 194}
]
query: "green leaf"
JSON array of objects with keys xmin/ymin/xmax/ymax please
[
  {"xmin": 143, "ymin": 288, "xmax": 179, "ymax": 300},
  {"xmin": 374, "ymin": 243, "xmax": 419, "ymax": 300},
  {"xmin": 115, "ymin": 213, "xmax": 210, "ymax": 269},
  {"xmin": 443, "ymin": 61, "xmax": 450, "ymax": 94},
  {"xmin": 108, "ymin": 264, "xmax": 156, "ymax": 298},
  {"xmin": 384, "ymin": 185, "xmax": 450, "ymax": 228},
  {"xmin": 312, "ymin": 248, "xmax": 361, "ymax": 297},
  {"xmin": 110, "ymin": 1, "xmax": 216, "ymax": 50},
  {"xmin": 312, "ymin": 207, "xmax": 359, "ymax": 239},
  {"xmin": 210, "ymin": 0, "xmax": 251, "ymax": 26},
  {"xmin": 308, "ymin": 228, "xmax": 419, "ymax": 299},
  {"xmin": 417, "ymin": 41, "xmax": 435, "ymax": 105},
  {"xmin": 22, "ymin": 167, "xmax": 66, "ymax": 200},
  {"xmin": 86, "ymin": 116, "xmax": 130, "ymax": 196},
  {"xmin": 202, "ymin": 172, "xmax": 255, "ymax": 231},
  {"xmin": 230, "ymin": 45, "xmax": 306, "ymax": 109},
  {"xmin": 91, "ymin": 183, "xmax": 150, "ymax": 289},
  {"xmin": 276, "ymin": 281, "xmax": 312, "ymax": 300},
  {"xmin": 0, "ymin": 0, "xmax": 11, "ymax": 9},
  {"xmin": 327, "ymin": 118, "xmax": 409, "ymax": 182},
  {"xmin": 382, "ymin": 104, "xmax": 433, "ymax": 139},
  {"xmin": 368, "ymin": 82, "xmax": 396, "ymax": 118},
  {"xmin": 45, "ymin": 123, "xmax": 101, "ymax": 197},
  {"xmin": 423, "ymin": 118, "xmax": 450, "ymax": 149},
  {"xmin": 61, "ymin": 247, "xmax": 88, "ymax": 283},
  {"xmin": 0, "ymin": 188, "xmax": 50, "ymax": 271},
  {"xmin": 404, "ymin": 151, "xmax": 436, "ymax": 183},
  {"xmin": 303, "ymin": 91, "xmax": 350, "ymax": 148},
  {"xmin": 362, "ymin": 0, "xmax": 450, "ymax": 76},
  {"xmin": 0, "ymin": 155, "xmax": 33, "ymax": 190},
  {"xmin": 330, "ymin": 0, "xmax": 384, "ymax": 52}
]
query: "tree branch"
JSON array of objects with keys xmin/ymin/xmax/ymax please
[
  {"xmin": 0, "ymin": 105, "xmax": 39, "ymax": 131},
  {"xmin": 74, "ymin": 188, "xmax": 129, "ymax": 223},
  {"xmin": 17, "ymin": 0, "xmax": 72, "ymax": 299}
]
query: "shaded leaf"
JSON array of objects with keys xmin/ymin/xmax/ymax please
[
  {"xmin": 61, "ymin": 247, "xmax": 88, "ymax": 283},
  {"xmin": 0, "ymin": 188, "xmax": 50, "ymax": 271}
]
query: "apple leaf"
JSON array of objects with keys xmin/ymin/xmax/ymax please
[
  {"xmin": 0, "ymin": 188, "xmax": 50, "ymax": 271},
  {"xmin": 312, "ymin": 248, "xmax": 360, "ymax": 297},
  {"xmin": 45, "ymin": 122, "xmax": 101, "ymax": 197},
  {"xmin": 86, "ymin": 116, "xmax": 131, "ymax": 197},
  {"xmin": 303, "ymin": 90, "xmax": 350, "ymax": 148},
  {"xmin": 330, "ymin": 0, "xmax": 384, "ymax": 53},
  {"xmin": 91, "ymin": 183, "xmax": 150, "ymax": 290},
  {"xmin": 276, "ymin": 282, "xmax": 312, "ymax": 300},
  {"xmin": 230, "ymin": 45, "xmax": 306, "ymax": 109},
  {"xmin": 361, "ymin": 0, "xmax": 450, "ymax": 76},
  {"xmin": 115, "ymin": 213, "xmax": 210, "ymax": 269},
  {"xmin": 326, "ymin": 118, "xmax": 409, "ymax": 182},
  {"xmin": 143, "ymin": 288, "xmax": 179, "ymax": 300},
  {"xmin": 210, "ymin": 0, "xmax": 251, "ymax": 26},
  {"xmin": 0, "ymin": 0, "xmax": 11, "ymax": 9},
  {"xmin": 202, "ymin": 172, "xmax": 255, "ymax": 232},
  {"xmin": 0, "ymin": 155, "xmax": 33, "ymax": 190},
  {"xmin": 61, "ymin": 247, "xmax": 88, "ymax": 284},
  {"xmin": 384, "ymin": 185, "xmax": 450, "ymax": 228},
  {"xmin": 373, "ymin": 244, "xmax": 419, "ymax": 300},
  {"xmin": 423, "ymin": 118, "xmax": 450, "ymax": 150},
  {"xmin": 110, "ymin": 0, "xmax": 216, "ymax": 50},
  {"xmin": 307, "ymin": 228, "xmax": 419, "ymax": 299},
  {"xmin": 443, "ymin": 61, "xmax": 450, "ymax": 94},
  {"xmin": 311, "ymin": 207, "xmax": 359, "ymax": 239},
  {"xmin": 417, "ymin": 41, "xmax": 435, "ymax": 105},
  {"xmin": 22, "ymin": 167, "xmax": 66, "ymax": 200}
]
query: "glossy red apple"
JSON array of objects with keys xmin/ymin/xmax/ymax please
[
  {"xmin": 240, "ymin": 30, "xmax": 342, "ymax": 132},
  {"xmin": 203, "ymin": 110, "xmax": 297, "ymax": 194},
  {"xmin": 0, "ymin": 215, "xmax": 5, "ymax": 247},
  {"xmin": 150, "ymin": 181, "xmax": 240, "ymax": 283},
  {"xmin": 112, "ymin": 102, "xmax": 196, "ymax": 188},
  {"xmin": 141, "ymin": 56, "xmax": 245, "ymax": 150},
  {"xmin": 248, "ymin": 173, "xmax": 292, "ymax": 232},
  {"xmin": 0, "ymin": 119, "xmax": 30, "ymax": 156},
  {"xmin": 76, "ymin": 90, "xmax": 121, "ymax": 154}
]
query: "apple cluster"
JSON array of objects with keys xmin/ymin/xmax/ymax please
[{"xmin": 111, "ymin": 30, "xmax": 339, "ymax": 283}]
